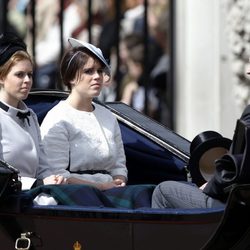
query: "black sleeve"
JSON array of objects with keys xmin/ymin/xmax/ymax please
[
  {"xmin": 240, "ymin": 105, "xmax": 250, "ymax": 123},
  {"xmin": 32, "ymin": 179, "xmax": 44, "ymax": 188}
]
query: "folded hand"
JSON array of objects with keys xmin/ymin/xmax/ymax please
[{"xmin": 43, "ymin": 175, "xmax": 67, "ymax": 185}]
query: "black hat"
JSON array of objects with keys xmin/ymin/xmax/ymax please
[
  {"xmin": 0, "ymin": 33, "xmax": 27, "ymax": 66},
  {"xmin": 188, "ymin": 131, "xmax": 232, "ymax": 186}
]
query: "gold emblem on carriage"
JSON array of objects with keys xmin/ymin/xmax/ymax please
[{"xmin": 73, "ymin": 241, "xmax": 82, "ymax": 250}]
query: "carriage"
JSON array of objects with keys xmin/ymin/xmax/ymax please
[{"xmin": 0, "ymin": 90, "xmax": 249, "ymax": 250}]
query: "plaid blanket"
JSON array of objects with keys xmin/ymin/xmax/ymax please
[{"xmin": 26, "ymin": 184, "xmax": 156, "ymax": 209}]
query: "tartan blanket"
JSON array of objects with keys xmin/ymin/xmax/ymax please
[{"xmin": 26, "ymin": 184, "xmax": 156, "ymax": 209}]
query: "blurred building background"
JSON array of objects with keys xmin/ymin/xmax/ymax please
[
  {"xmin": 0, "ymin": 0, "xmax": 249, "ymax": 142},
  {"xmin": 175, "ymin": 0, "xmax": 250, "ymax": 140}
]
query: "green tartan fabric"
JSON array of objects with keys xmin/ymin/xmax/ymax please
[
  {"xmin": 104, "ymin": 184, "xmax": 155, "ymax": 208},
  {"xmin": 26, "ymin": 184, "xmax": 156, "ymax": 209}
]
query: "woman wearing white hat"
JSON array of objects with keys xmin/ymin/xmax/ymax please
[{"xmin": 40, "ymin": 38, "xmax": 128, "ymax": 190}]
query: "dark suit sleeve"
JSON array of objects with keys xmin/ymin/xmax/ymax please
[{"xmin": 240, "ymin": 105, "xmax": 250, "ymax": 123}]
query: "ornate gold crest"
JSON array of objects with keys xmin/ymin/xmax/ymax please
[{"xmin": 73, "ymin": 241, "xmax": 82, "ymax": 250}]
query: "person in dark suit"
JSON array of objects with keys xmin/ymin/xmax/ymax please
[{"xmin": 151, "ymin": 104, "xmax": 250, "ymax": 209}]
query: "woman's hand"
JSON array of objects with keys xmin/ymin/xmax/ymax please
[
  {"xmin": 113, "ymin": 175, "xmax": 127, "ymax": 187},
  {"xmin": 98, "ymin": 179, "xmax": 125, "ymax": 190},
  {"xmin": 43, "ymin": 175, "xmax": 67, "ymax": 185},
  {"xmin": 113, "ymin": 178, "xmax": 126, "ymax": 187},
  {"xmin": 67, "ymin": 177, "xmax": 126, "ymax": 191}
]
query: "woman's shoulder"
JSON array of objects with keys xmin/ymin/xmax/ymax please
[
  {"xmin": 41, "ymin": 101, "xmax": 70, "ymax": 125},
  {"xmin": 45, "ymin": 101, "xmax": 68, "ymax": 116}
]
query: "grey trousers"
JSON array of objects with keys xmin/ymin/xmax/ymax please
[{"xmin": 151, "ymin": 181, "xmax": 225, "ymax": 209}]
